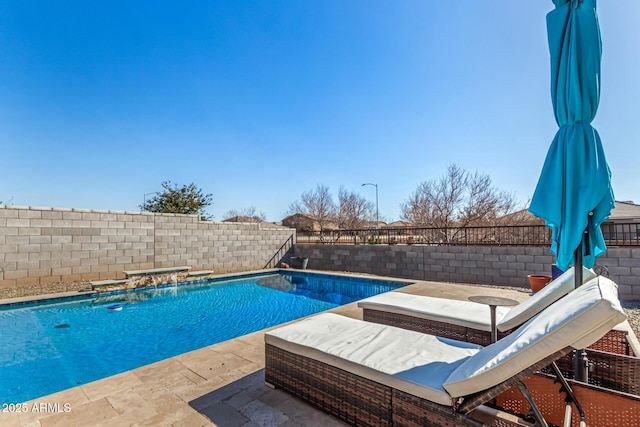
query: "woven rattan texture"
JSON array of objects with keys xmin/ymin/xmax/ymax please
[
  {"xmin": 392, "ymin": 389, "xmax": 486, "ymax": 427},
  {"xmin": 265, "ymin": 344, "xmax": 392, "ymax": 427},
  {"xmin": 552, "ymin": 349, "xmax": 640, "ymax": 394},
  {"xmin": 496, "ymin": 374, "xmax": 640, "ymax": 427},
  {"xmin": 265, "ymin": 344, "xmax": 571, "ymax": 426},
  {"xmin": 588, "ymin": 329, "xmax": 633, "ymax": 355},
  {"xmin": 363, "ymin": 309, "xmax": 505, "ymax": 347}
]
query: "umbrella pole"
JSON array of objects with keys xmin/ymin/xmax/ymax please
[
  {"xmin": 573, "ymin": 237, "xmax": 590, "ymax": 382},
  {"xmin": 574, "ymin": 245, "xmax": 583, "ymax": 290}
]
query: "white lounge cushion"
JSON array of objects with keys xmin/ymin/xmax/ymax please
[
  {"xmin": 357, "ymin": 266, "xmax": 596, "ymax": 334},
  {"xmin": 497, "ymin": 266, "xmax": 596, "ymax": 332},
  {"xmin": 358, "ymin": 292, "xmax": 508, "ymax": 332},
  {"xmin": 265, "ymin": 313, "xmax": 482, "ymax": 406},
  {"xmin": 443, "ymin": 276, "xmax": 626, "ymax": 398}
]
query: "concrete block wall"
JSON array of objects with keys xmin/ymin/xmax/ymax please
[
  {"xmin": 152, "ymin": 214, "xmax": 293, "ymax": 273},
  {"xmin": 0, "ymin": 205, "xmax": 293, "ymax": 289},
  {"xmin": 598, "ymin": 247, "xmax": 640, "ymax": 300},
  {"xmin": 294, "ymin": 244, "xmax": 640, "ymax": 300}
]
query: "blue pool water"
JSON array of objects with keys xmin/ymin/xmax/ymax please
[{"xmin": 0, "ymin": 271, "xmax": 408, "ymax": 404}]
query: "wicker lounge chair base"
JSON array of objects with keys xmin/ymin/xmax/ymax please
[
  {"xmin": 363, "ymin": 309, "xmax": 509, "ymax": 347},
  {"xmin": 266, "ymin": 343, "xmax": 532, "ymax": 427},
  {"xmin": 392, "ymin": 389, "xmax": 487, "ymax": 426},
  {"xmin": 266, "ymin": 344, "xmax": 393, "ymax": 427},
  {"xmin": 266, "ymin": 343, "xmax": 640, "ymax": 427}
]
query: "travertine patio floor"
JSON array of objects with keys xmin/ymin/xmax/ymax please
[{"xmin": 0, "ymin": 277, "xmax": 543, "ymax": 427}]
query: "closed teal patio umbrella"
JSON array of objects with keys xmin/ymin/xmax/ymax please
[
  {"xmin": 529, "ymin": 0, "xmax": 615, "ymax": 277},
  {"xmin": 529, "ymin": 0, "xmax": 615, "ymax": 385}
]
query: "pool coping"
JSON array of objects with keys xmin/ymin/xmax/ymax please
[{"xmin": 0, "ymin": 268, "xmax": 415, "ymax": 310}]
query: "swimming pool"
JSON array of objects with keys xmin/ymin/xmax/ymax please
[{"xmin": 0, "ymin": 271, "xmax": 409, "ymax": 404}]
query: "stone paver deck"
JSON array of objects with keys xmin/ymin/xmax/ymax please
[{"xmin": 0, "ymin": 277, "xmax": 534, "ymax": 427}]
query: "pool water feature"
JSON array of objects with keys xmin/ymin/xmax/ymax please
[{"xmin": 0, "ymin": 271, "xmax": 408, "ymax": 404}]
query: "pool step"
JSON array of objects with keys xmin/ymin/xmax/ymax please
[
  {"xmin": 123, "ymin": 266, "xmax": 191, "ymax": 278},
  {"xmin": 90, "ymin": 279, "xmax": 129, "ymax": 291},
  {"xmin": 90, "ymin": 268, "xmax": 214, "ymax": 293},
  {"xmin": 187, "ymin": 270, "xmax": 214, "ymax": 278}
]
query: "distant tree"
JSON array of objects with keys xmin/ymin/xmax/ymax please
[
  {"xmin": 140, "ymin": 181, "xmax": 213, "ymax": 219},
  {"xmin": 222, "ymin": 207, "xmax": 267, "ymax": 222},
  {"xmin": 336, "ymin": 187, "xmax": 374, "ymax": 230},
  {"xmin": 289, "ymin": 185, "xmax": 379, "ymax": 243},
  {"xmin": 400, "ymin": 164, "xmax": 519, "ymax": 243},
  {"xmin": 288, "ymin": 184, "xmax": 337, "ymax": 234}
]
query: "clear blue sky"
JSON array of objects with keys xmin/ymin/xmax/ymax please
[{"xmin": 2, "ymin": 1, "xmax": 639, "ymax": 222}]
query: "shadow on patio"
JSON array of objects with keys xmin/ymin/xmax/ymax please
[{"xmin": 189, "ymin": 369, "xmax": 345, "ymax": 427}]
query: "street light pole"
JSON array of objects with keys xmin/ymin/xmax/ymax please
[
  {"xmin": 361, "ymin": 183, "xmax": 379, "ymax": 239},
  {"xmin": 143, "ymin": 192, "xmax": 158, "ymax": 211}
]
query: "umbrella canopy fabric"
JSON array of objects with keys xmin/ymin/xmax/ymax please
[{"xmin": 529, "ymin": 0, "xmax": 614, "ymax": 272}]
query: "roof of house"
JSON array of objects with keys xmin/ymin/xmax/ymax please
[
  {"xmin": 281, "ymin": 213, "xmax": 340, "ymax": 230},
  {"xmin": 222, "ymin": 215, "xmax": 262, "ymax": 223},
  {"xmin": 360, "ymin": 220, "xmax": 387, "ymax": 229},
  {"xmin": 496, "ymin": 209, "xmax": 545, "ymax": 225},
  {"xmin": 281, "ymin": 213, "xmax": 315, "ymax": 223},
  {"xmin": 502, "ymin": 201, "xmax": 640, "ymax": 224},
  {"xmin": 221, "ymin": 216, "xmax": 281, "ymax": 227},
  {"xmin": 382, "ymin": 220, "xmax": 410, "ymax": 229},
  {"xmin": 609, "ymin": 201, "xmax": 640, "ymax": 220}
]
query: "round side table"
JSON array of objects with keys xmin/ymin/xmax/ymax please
[{"xmin": 468, "ymin": 295, "xmax": 519, "ymax": 343}]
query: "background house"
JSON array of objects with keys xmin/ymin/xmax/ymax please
[
  {"xmin": 601, "ymin": 201, "xmax": 640, "ymax": 242},
  {"xmin": 281, "ymin": 213, "xmax": 339, "ymax": 232},
  {"xmin": 499, "ymin": 201, "xmax": 640, "ymax": 224},
  {"xmin": 221, "ymin": 216, "xmax": 281, "ymax": 228},
  {"xmin": 500, "ymin": 201, "xmax": 640, "ymax": 243}
]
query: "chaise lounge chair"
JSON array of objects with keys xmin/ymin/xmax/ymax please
[
  {"xmin": 358, "ymin": 267, "xmax": 615, "ymax": 347},
  {"xmin": 357, "ymin": 268, "xmax": 640, "ymax": 394},
  {"xmin": 265, "ymin": 276, "xmax": 640, "ymax": 426}
]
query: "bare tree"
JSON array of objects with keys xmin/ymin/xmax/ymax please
[
  {"xmin": 400, "ymin": 164, "xmax": 520, "ymax": 243},
  {"xmin": 337, "ymin": 187, "xmax": 374, "ymax": 230},
  {"xmin": 401, "ymin": 164, "xmax": 465, "ymax": 229},
  {"xmin": 222, "ymin": 207, "xmax": 267, "ymax": 222},
  {"xmin": 288, "ymin": 184, "xmax": 337, "ymax": 239},
  {"xmin": 491, "ymin": 197, "xmax": 533, "ymax": 226},
  {"xmin": 461, "ymin": 171, "xmax": 517, "ymax": 227},
  {"xmin": 289, "ymin": 185, "xmax": 377, "ymax": 243}
]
